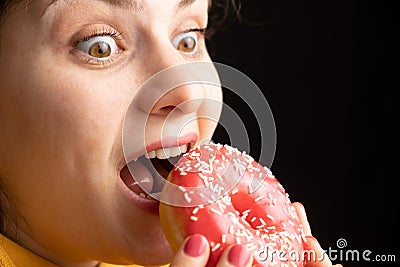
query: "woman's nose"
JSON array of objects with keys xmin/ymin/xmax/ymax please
[
  {"xmin": 149, "ymin": 82, "xmax": 204, "ymax": 116},
  {"xmin": 134, "ymin": 66, "xmax": 206, "ymax": 116},
  {"xmin": 134, "ymin": 52, "xmax": 213, "ymax": 116}
]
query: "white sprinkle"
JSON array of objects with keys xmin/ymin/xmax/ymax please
[
  {"xmin": 211, "ymin": 242, "xmax": 221, "ymax": 252},
  {"xmin": 248, "ymin": 184, "xmax": 255, "ymax": 194},
  {"xmin": 259, "ymin": 217, "xmax": 267, "ymax": 226},
  {"xmin": 231, "ymin": 188, "xmax": 239, "ymax": 195},
  {"xmin": 222, "ymin": 234, "xmax": 227, "ymax": 244},
  {"xmin": 210, "ymin": 208, "xmax": 223, "ymax": 216},
  {"xmin": 198, "ymin": 204, "xmax": 204, "ymax": 209},
  {"xmin": 184, "ymin": 192, "xmax": 192, "ymax": 203},
  {"xmin": 222, "ymin": 195, "xmax": 232, "ymax": 205},
  {"xmin": 242, "ymin": 209, "xmax": 251, "ymax": 214},
  {"xmin": 234, "ymin": 230, "xmax": 245, "ymax": 237},
  {"xmin": 190, "ymin": 216, "xmax": 198, "ymax": 221},
  {"xmin": 251, "ymin": 216, "xmax": 257, "ymax": 223},
  {"xmin": 198, "ymin": 172, "xmax": 208, "ymax": 181},
  {"xmin": 254, "ymin": 195, "xmax": 264, "ymax": 202},
  {"xmin": 266, "ymin": 214, "xmax": 275, "ymax": 221},
  {"xmin": 288, "ymin": 206, "xmax": 297, "ymax": 218},
  {"xmin": 241, "ymin": 219, "xmax": 251, "ymax": 228},
  {"xmin": 180, "ymin": 171, "xmax": 187, "ymax": 175},
  {"xmin": 178, "ymin": 186, "xmax": 186, "ymax": 192},
  {"xmin": 192, "ymin": 207, "xmax": 199, "ymax": 215},
  {"xmin": 229, "ymin": 225, "xmax": 234, "ymax": 234},
  {"xmin": 282, "ymin": 206, "xmax": 288, "ymax": 215},
  {"xmin": 218, "ymin": 202, "xmax": 226, "ymax": 213},
  {"xmin": 235, "ymin": 237, "xmax": 241, "ymax": 244}
]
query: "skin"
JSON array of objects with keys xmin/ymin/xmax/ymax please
[{"xmin": 0, "ymin": 0, "xmax": 341, "ymax": 266}]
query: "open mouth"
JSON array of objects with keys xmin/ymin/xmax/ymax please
[{"xmin": 120, "ymin": 143, "xmax": 191, "ymax": 199}]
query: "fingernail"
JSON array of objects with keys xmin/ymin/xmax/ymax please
[
  {"xmin": 228, "ymin": 244, "xmax": 251, "ymax": 267},
  {"xmin": 306, "ymin": 235, "xmax": 320, "ymax": 247},
  {"xmin": 184, "ymin": 234, "xmax": 207, "ymax": 257},
  {"xmin": 297, "ymin": 202, "xmax": 305, "ymax": 211}
]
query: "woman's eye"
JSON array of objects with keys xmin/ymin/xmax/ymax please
[
  {"xmin": 172, "ymin": 31, "xmax": 198, "ymax": 53},
  {"xmin": 75, "ymin": 36, "xmax": 119, "ymax": 59}
]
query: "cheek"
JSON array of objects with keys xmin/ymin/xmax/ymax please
[{"xmin": 2, "ymin": 60, "xmax": 131, "ymax": 185}]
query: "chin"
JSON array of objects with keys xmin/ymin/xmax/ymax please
[
  {"xmin": 120, "ymin": 220, "xmax": 173, "ymax": 266},
  {"xmin": 128, "ymin": 234, "xmax": 173, "ymax": 266}
]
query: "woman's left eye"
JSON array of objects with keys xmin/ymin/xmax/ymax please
[
  {"xmin": 171, "ymin": 31, "xmax": 198, "ymax": 53},
  {"xmin": 75, "ymin": 36, "xmax": 120, "ymax": 59}
]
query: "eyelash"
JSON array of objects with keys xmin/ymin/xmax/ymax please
[
  {"xmin": 79, "ymin": 28, "xmax": 122, "ymax": 43},
  {"xmin": 73, "ymin": 27, "xmax": 207, "ymax": 67}
]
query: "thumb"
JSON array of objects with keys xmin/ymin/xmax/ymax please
[{"xmin": 170, "ymin": 234, "xmax": 210, "ymax": 267}]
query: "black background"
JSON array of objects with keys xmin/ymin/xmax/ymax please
[{"xmin": 209, "ymin": 0, "xmax": 398, "ymax": 266}]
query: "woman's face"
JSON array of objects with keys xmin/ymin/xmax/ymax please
[{"xmin": 0, "ymin": 0, "xmax": 221, "ymax": 265}]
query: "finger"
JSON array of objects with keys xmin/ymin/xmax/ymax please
[
  {"xmin": 216, "ymin": 244, "xmax": 253, "ymax": 267},
  {"xmin": 304, "ymin": 236, "xmax": 333, "ymax": 267},
  {"xmin": 170, "ymin": 234, "xmax": 210, "ymax": 267},
  {"xmin": 292, "ymin": 202, "xmax": 312, "ymax": 236}
]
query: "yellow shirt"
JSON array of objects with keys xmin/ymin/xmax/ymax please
[{"xmin": 0, "ymin": 234, "xmax": 169, "ymax": 267}]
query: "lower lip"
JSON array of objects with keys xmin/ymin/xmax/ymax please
[{"xmin": 117, "ymin": 177, "xmax": 160, "ymax": 215}]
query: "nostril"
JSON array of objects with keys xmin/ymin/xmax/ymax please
[{"xmin": 154, "ymin": 105, "xmax": 177, "ymax": 116}]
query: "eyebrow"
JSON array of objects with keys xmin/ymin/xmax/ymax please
[{"xmin": 43, "ymin": 0, "xmax": 198, "ymax": 16}]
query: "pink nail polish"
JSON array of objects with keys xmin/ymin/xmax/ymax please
[
  {"xmin": 184, "ymin": 234, "xmax": 207, "ymax": 257},
  {"xmin": 228, "ymin": 245, "xmax": 251, "ymax": 267}
]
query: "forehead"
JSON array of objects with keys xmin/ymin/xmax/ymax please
[{"xmin": 42, "ymin": 0, "xmax": 200, "ymax": 14}]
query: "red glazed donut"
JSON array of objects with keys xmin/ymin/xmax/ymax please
[{"xmin": 159, "ymin": 143, "xmax": 307, "ymax": 266}]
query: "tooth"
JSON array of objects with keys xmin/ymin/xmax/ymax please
[
  {"xmin": 180, "ymin": 144, "xmax": 188, "ymax": 153},
  {"xmin": 133, "ymin": 158, "xmax": 138, "ymax": 162},
  {"xmin": 156, "ymin": 148, "xmax": 170, "ymax": 159},
  {"xmin": 145, "ymin": 150, "xmax": 156, "ymax": 159},
  {"xmin": 170, "ymin": 146, "xmax": 181, "ymax": 157}
]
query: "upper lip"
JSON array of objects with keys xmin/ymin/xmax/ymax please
[{"xmin": 119, "ymin": 132, "xmax": 198, "ymax": 171}]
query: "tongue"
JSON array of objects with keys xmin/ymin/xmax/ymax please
[{"xmin": 120, "ymin": 161, "xmax": 154, "ymax": 196}]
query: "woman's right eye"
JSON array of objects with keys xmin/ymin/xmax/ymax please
[{"xmin": 75, "ymin": 36, "xmax": 121, "ymax": 59}]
